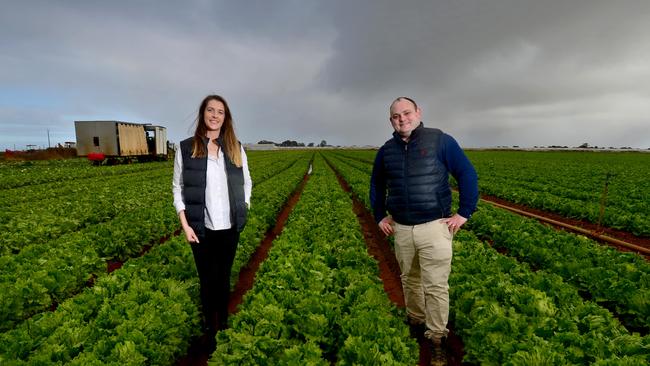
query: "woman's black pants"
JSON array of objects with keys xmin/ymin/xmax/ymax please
[{"xmin": 190, "ymin": 227, "xmax": 239, "ymax": 333}]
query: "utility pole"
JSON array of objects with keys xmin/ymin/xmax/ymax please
[{"xmin": 47, "ymin": 129, "xmax": 51, "ymax": 148}]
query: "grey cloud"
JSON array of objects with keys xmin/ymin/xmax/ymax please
[{"xmin": 1, "ymin": 0, "xmax": 650, "ymax": 150}]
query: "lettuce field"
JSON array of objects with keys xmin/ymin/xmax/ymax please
[{"xmin": 0, "ymin": 149, "xmax": 648, "ymax": 365}]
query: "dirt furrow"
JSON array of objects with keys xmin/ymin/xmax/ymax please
[
  {"xmin": 479, "ymin": 194, "xmax": 650, "ymax": 259},
  {"xmin": 176, "ymin": 169, "xmax": 312, "ymax": 366},
  {"xmin": 324, "ymin": 157, "xmax": 465, "ymax": 366}
]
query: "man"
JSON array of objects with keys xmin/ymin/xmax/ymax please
[{"xmin": 370, "ymin": 96, "xmax": 478, "ymax": 365}]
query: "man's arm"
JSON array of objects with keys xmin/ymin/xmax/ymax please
[
  {"xmin": 370, "ymin": 147, "xmax": 388, "ymax": 223},
  {"xmin": 439, "ymin": 134, "xmax": 479, "ymax": 220},
  {"xmin": 370, "ymin": 147, "xmax": 395, "ymax": 235}
]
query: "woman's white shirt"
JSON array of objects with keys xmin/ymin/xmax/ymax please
[{"xmin": 172, "ymin": 144, "xmax": 252, "ymax": 230}]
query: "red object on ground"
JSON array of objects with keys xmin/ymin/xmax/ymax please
[{"xmin": 87, "ymin": 152, "xmax": 106, "ymax": 161}]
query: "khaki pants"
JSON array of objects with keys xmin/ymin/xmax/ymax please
[{"xmin": 393, "ymin": 219, "xmax": 453, "ymax": 340}]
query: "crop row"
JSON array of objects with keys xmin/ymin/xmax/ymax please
[
  {"xmin": 1, "ymin": 151, "xmax": 313, "ymax": 364},
  {"xmin": 0, "ymin": 152, "xmax": 311, "ymax": 332},
  {"xmin": 329, "ymin": 149, "xmax": 650, "ymax": 237},
  {"xmin": 0, "ymin": 188, "xmax": 178, "ymax": 332},
  {"xmin": 450, "ymin": 230, "xmax": 649, "ymax": 364},
  {"xmin": 0, "ymin": 151, "xmax": 304, "ymax": 239},
  {"xmin": 467, "ymin": 202, "xmax": 650, "ymax": 332},
  {"xmin": 210, "ymin": 154, "xmax": 418, "ymax": 365},
  {"xmin": 329, "ymin": 149, "xmax": 376, "ymax": 165},
  {"xmin": 0, "ymin": 168, "xmax": 173, "ymax": 255},
  {"xmin": 0, "ymin": 159, "xmax": 171, "ymax": 189},
  {"xmin": 247, "ymin": 150, "xmax": 310, "ymax": 185},
  {"xmin": 322, "ymin": 152, "xmax": 373, "ymax": 209},
  {"xmin": 0, "ymin": 150, "xmax": 298, "ymax": 210},
  {"xmin": 323, "ymin": 151, "xmax": 650, "ymax": 364},
  {"xmin": 476, "ymin": 177, "xmax": 649, "ymax": 236},
  {"xmin": 466, "ymin": 150, "xmax": 650, "ymax": 236},
  {"xmin": 324, "ymin": 150, "xmax": 650, "ymax": 331},
  {"xmin": 229, "ymin": 152, "xmax": 312, "ymax": 288},
  {"xmin": 0, "ymin": 235, "xmax": 200, "ymax": 365},
  {"xmin": 1, "ymin": 165, "xmax": 170, "ymax": 209}
]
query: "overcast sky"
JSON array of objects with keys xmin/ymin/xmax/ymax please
[{"xmin": 2, "ymin": 0, "xmax": 650, "ymax": 150}]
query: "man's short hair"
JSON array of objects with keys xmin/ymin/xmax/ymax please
[{"xmin": 391, "ymin": 96, "xmax": 418, "ymax": 111}]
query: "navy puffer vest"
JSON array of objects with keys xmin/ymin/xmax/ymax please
[
  {"xmin": 180, "ymin": 136, "xmax": 248, "ymax": 236},
  {"xmin": 382, "ymin": 124, "xmax": 452, "ymax": 225}
]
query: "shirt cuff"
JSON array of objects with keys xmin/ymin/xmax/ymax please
[
  {"xmin": 174, "ymin": 202, "xmax": 186, "ymax": 215},
  {"xmin": 457, "ymin": 208, "xmax": 473, "ymax": 220}
]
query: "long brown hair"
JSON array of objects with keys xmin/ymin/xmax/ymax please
[{"xmin": 191, "ymin": 94, "xmax": 242, "ymax": 167}]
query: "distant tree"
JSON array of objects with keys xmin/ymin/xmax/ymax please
[
  {"xmin": 578, "ymin": 143, "xmax": 589, "ymax": 148},
  {"xmin": 319, "ymin": 140, "xmax": 327, "ymax": 147},
  {"xmin": 279, "ymin": 140, "xmax": 304, "ymax": 147},
  {"xmin": 308, "ymin": 142, "xmax": 314, "ymax": 147},
  {"xmin": 257, "ymin": 140, "xmax": 275, "ymax": 145}
]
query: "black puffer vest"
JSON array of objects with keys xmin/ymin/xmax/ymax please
[
  {"xmin": 382, "ymin": 124, "xmax": 452, "ymax": 225},
  {"xmin": 180, "ymin": 136, "xmax": 248, "ymax": 236}
]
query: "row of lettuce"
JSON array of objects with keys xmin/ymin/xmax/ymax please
[
  {"xmin": 0, "ymin": 151, "xmax": 310, "ymax": 333},
  {"xmin": 0, "ymin": 166, "xmax": 178, "ymax": 332},
  {"xmin": 467, "ymin": 203, "xmax": 649, "ymax": 333},
  {"xmin": 1, "ymin": 151, "xmax": 422, "ymax": 365},
  {"xmin": 1, "ymin": 168, "xmax": 175, "ymax": 256},
  {"xmin": 1, "ymin": 151, "xmax": 314, "ymax": 364},
  {"xmin": 4, "ymin": 149, "xmax": 648, "ymax": 364},
  {"xmin": 209, "ymin": 154, "xmax": 418, "ymax": 365},
  {"xmin": 327, "ymin": 150, "xmax": 650, "ymax": 332},
  {"xmin": 323, "ymin": 150, "xmax": 649, "ymax": 364},
  {"xmin": 0, "ymin": 158, "xmax": 167, "ymax": 189},
  {"xmin": 467, "ymin": 150, "xmax": 650, "ymax": 237},
  {"xmin": 331, "ymin": 149, "xmax": 650, "ymax": 237},
  {"xmin": 0, "ymin": 235, "xmax": 201, "ymax": 365}
]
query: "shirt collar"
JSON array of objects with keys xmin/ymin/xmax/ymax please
[{"xmin": 392, "ymin": 122, "xmax": 424, "ymax": 143}]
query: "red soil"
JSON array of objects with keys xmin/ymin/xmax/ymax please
[
  {"xmin": 479, "ymin": 194, "xmax": 650, "ymax": 259},
  {"xmin": 180, "ymin": 162, "xmax": 637, "ymax": 364},
  {"xmin": 176, "ymin": 171, "xmax": 311, "ymax": 366},
  {"xmin": 326, "ymin": 159, "xmax": 465, "ymax": 366},
  {"xmin": 228, "ymin": 173, "xmax": 310, "ymax": 314}
]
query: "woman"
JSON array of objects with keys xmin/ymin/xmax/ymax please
[{"xmin": 172, "ymin": 94, "xmax": 252, "ymax": 341}]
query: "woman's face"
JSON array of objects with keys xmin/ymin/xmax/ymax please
[{"xmin": 204, "ymin": 99, "xmax": 225, "ymax": 132}]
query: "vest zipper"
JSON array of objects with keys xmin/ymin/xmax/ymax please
[{"xmin": 403, "ymin": 143, "xmax": 410, "ymax": 223}]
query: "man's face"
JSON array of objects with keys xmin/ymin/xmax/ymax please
[{"xmin": 389, "ymin": 99, "xmax": 421, "ymax": 139}]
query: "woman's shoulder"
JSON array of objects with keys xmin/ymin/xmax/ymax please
[{"xmin": 180, "ymin": 136, "xmax": 194, "ymax": 147}]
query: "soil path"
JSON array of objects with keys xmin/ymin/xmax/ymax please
[
  {"xmin": 479, "ymin": 194, "xmax": 650, "ymax": 259},
  {"xmin": 228, "ymin": 172, "xmax": 311, "ymax": 313},
  {"xmin": 325, "ymin": 158, "xmax": 465, "ymax": 366},
  {"xmin": 176, "ymin": 170, "xmax": 311, "ymax": 366}
]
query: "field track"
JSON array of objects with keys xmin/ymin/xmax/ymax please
[{"xmin": 479, "ymin": 194, "xmax": 650, "ymax": 258}]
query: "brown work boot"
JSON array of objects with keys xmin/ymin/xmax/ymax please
[{"xmin": 430, "ymin": 336, "xmax": 448, "ymax": 366}]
